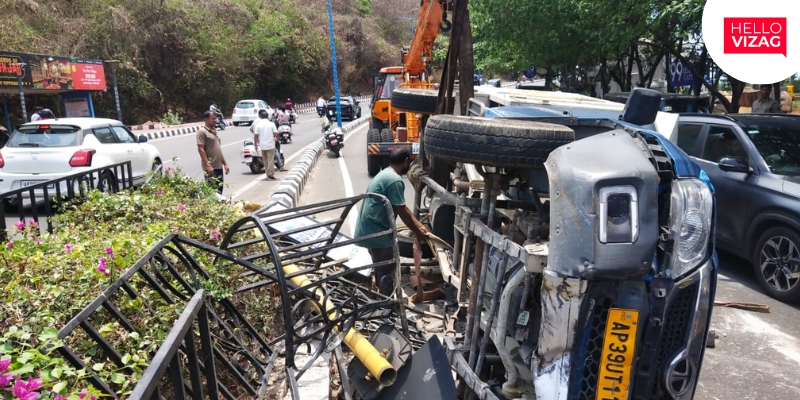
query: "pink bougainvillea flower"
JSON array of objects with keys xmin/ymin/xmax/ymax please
[
  {"xmin": 54, "ymin": 395, "xmax": 65, "ymax": 400},
  {"xmin": 11, "ymin": 378, "xmax": 40, "ymax": 400},
  {"xmin": 78, "ymin": 388, "xmax": 88, "ymax": 399},
  {"xmin": 64, "ymin": 243, "xmax": 73, "ymax": 253},
  {"xmin": 177, "ymin": 203, "xmax": 186, "ymax": 212},
  {"xmin": 0, "ymin": 357, "xmax": 10, "ymax": 372},
  {"xmin": 14, "ymin": 221, "xmax": 25, "ymax": 231},
  {"xmin": 35, "ymin": 240, "xmax": 42, "ymax": 246},
  {"xmin": 97, "ymin": 257, "xmax": 109, "ymax": 277},
  {"xmin": 211, "ymin": 229, "xmax": 221, "ymax": 240},
  {"xmin": 24, "ymin": 377, "xmax": 42, "ymax": 392},
  {"xmin": 155, "ymin": 187, "xmax": 165, "ymax": 196},
  {"xmin": 5, "ymin": 242, "xmax": 12, "ymax": 249},
  {"xmin": 105, "ymin": 247, "xmax": 114, "ymax": 255},
  {"xmin": 0, "ymin": 372, "xmax": 11, "ymax": 387},
  {"xmin": 27, "ymin": 220, "xmax": 38, "ymax": 229}
]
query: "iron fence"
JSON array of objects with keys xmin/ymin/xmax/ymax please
[
  {"xmin": 0, "ymin": 161, "xmax": 134, "ymax": 240},
  {"xmin": 45, "ymin": 194, "xmax": 428, "ymax": 399}
]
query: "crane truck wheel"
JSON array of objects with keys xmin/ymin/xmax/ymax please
[
  {"xmin": 424, "ymin": 115, "xmax": 575, "ymax": 169},
  {"xmin": 367, "ymin": 128, "xmax": 382, "ymax": 177},
  {"xmin": 390, "ymin": 88, "xmax": 439, "ymax": 114}
]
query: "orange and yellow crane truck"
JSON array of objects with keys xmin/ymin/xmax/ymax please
[{"xmin": 366, "ymin": 0, "xmax": 452, "ymax": 176}]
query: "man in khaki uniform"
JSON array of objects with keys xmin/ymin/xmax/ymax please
[
  {"xmin": 752, "ymin": 84, "xmax": 782, "ymax": 114},
  {"xmin": 196, "ymin": 110, "xmax": 230, "ymax": 194}
]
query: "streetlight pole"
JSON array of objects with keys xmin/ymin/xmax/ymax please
[
  {"xmin": 104, "ymin": 60, "xmax": 122, "ymax": 122},
  {"xmin": 10, "ymin": 63, "xmax": 27, "ymax": 122},
  {"xmin": 326, "ymin": 0, "xmax": 343, "ymax": 128}
]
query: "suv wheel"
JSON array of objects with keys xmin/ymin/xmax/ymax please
[{"xmin": 753, "ymin": 226, "xmax": 800, "ymax": 302}]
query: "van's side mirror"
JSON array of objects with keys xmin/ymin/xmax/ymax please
[{"xmin": 718, "ymin": 157, "xmax": 750, "ymax": 173}]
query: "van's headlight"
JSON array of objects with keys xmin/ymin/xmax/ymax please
[{"xmin": 665, "ymin": 179, "xmax": 713, "ymax": 279}]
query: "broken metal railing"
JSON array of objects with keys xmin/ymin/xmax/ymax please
[
  {"xmin": 127, "ymin": 290, "xmax": 217, "ymax": 400},
  {"xmin": 47, "ymin": 234, "xmax": 282, "ymax": 400},
  {"xmin": 0, "ymin": 161, "xmax": 134, "ymax": 240},
  {"xmin": 219, "ymin": 194, "xmax": 429, "ymax": 399}
]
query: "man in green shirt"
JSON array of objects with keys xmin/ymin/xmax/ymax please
[{"xmin": 354, "ymin": 148, "xmax": 428, "ymax": 296}]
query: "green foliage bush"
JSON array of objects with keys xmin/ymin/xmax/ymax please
[
  {"xmin": 0, "ymin": 165, "xmax": 249, "ymax": 399},
  {"xmin": 160, "ymin": 110, "xmax": 183, "ymax": 126}
]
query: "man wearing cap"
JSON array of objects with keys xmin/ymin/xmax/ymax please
[{"xmin": 752, "ymin": 84, "xmax": 782, "ymax": 114}]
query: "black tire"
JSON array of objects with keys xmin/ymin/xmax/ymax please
[
  {"xmin": 249, "ymin": 161, "xmax": 262, "ymax": 174},
  {"xmin": 391, "ymin": 88, "xmax": 438, "ymax": 114},
  {"xmin": 233, "ymin": 122, "xmax": 240, "ymax": 126},
  {"xmin": 397, "ymin": 228, "xmax": 434, "ymax": 259},
  {"xmin": 424, "ymin": 115, "xmax": 575, "ymax": 169},
  {"xmin": 97, "ymin": 172, "xmax": 118, "ymax": 193},
  {"xmin": 367, "ymin": 128, "xmax": 382, "ymax": 177},
  {"xmin": 753, "ymin": 226, "xmax": 800, "ymax": 302},
  {"xmin": 333, "ymin": 148, "xmax": 340, "ymax": 158},
  {"xmin": 380, "ymin": 128, "xmax": 394, "ymax": 143}
]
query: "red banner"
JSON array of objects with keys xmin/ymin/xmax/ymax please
[
  {"xmin": 71, "ymin": 60, "xmax": 107, "ymax": 90},
  {"xmin": 723, "ymin": 17, "xmax": 787, "ymax": 57}
]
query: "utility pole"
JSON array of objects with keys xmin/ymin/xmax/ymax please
[{"xmin": 326, "ymin": 0, "xmax": 343, "ymax": 128}]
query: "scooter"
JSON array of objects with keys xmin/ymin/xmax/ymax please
[
  {"xmin": 240, "ymin": 139, "xmax": 285, "ymax": 174},
  {"xmin": 289, "ymin": 110, "xmax": 298, "ymax": 124},
  {"xmin": 215, "ymin": 113, "xmax": 226, "ymax": 130},
  {"xmin": 316, "ymin": 105, "xmax": 325, "ymax": 117},
  {"xmin": 324, "ymin": 127, "xmax": 344, "ymax": 158},
  {"xmin": 278, "ymin": 123, "xmax": 293, "ymax": 144}
]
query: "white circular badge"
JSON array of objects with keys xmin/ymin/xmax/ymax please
[{"xmin": 702, "ymin": 0, "xmax": 800, "ymax": 83}]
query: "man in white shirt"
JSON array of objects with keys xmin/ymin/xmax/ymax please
[
  {"xmin": 252, "ymin": 110, "xmax": 280, "ymax": 181},
  {"xmin": 30, "ymin": 107, "xmax": 43, "ymax": 122}
]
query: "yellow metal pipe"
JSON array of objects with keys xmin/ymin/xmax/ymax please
[{"xmin": 282, "ymin": 264, "xmax": 397, "ymax": 386}]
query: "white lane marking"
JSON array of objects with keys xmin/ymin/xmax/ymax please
[
  {"xmin": 731, "ymin": 311, "xmax": 800, "ymax": 366},
  {"xmin": 338, "ymin": 154, "xmax": 356, "ymax": 235},
  {"xmin": 230, "ymin": 123, "xmax": 368, "ymax": 201}
]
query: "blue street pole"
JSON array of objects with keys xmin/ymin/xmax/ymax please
[{"xmin": 327, "ymin": 0, "xmax": 343, "ymax": 128}]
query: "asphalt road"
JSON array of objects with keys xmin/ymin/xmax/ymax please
[
  {"xmin": 151, "ymin": 111, "xmax": 342, "ymax": 204},
  {"xmin": 296, "ymin": 124, "xmax": 800, "ymax": 399}
]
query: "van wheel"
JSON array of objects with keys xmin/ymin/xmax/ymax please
[
  {"xmin": 424, "ymin": 115, "xmax": 575, "ymax": 169},
  {"xmin": 391, "ymin": 88, "xmax": 439, "ymax": 114},
  {"xmin": 753, "ymin": 226, "xmax": 800, "ymax": 302}
]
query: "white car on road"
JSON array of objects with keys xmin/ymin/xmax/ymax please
[
  {"xmin": 0, "ymin": 118, "xmax": 162, "ymax": 197},
  {"xmin": 232, "ymin": 99, "xmax": 274, "ymax": 126}
]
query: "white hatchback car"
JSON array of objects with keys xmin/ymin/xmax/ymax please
[
  {"xmin": 232, "ymin": 99, "xmax": 274, "ymax": 126},
  {"xmin": 0, "ymin": 118, "xmax": 162, "ymax": 197}
]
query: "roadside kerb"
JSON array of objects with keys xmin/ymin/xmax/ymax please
[{"xmin": 260, "ymin": 114, "xmax": 369, "ymax": 211}]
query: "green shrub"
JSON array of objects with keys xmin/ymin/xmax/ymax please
[
  {"xmin": 0, "ymin": 165, "xmax": 250, "ymax": 399},
  {"xmin": 160, "ymin": 110, "xmax": 183, "ymax": 126}
]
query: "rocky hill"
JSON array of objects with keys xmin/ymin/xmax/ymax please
[{"xmin": 0, "ymin": 0, "xmax": 419, "ymax": 124}]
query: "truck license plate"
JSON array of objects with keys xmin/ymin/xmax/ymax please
[
  {"xmin": 596, "ymin": 309, "xmax": 639, "ymax": 400},
  {"xmin": 412, "ymin": 142, "xmax": 420, "ymax": 155}
]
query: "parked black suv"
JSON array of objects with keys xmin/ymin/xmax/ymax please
[
  {"xmin": 606, "ymin": 92, "xmax": 712, "ymax": 113},
  {"xmin": 326, "ymin": 96, "xmax": 361, "ymax": 121},
  {"xmin": 677, "ymin": 113, "xmax": 800, "ymax": 301}
]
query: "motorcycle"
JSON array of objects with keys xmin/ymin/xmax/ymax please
[
  {"xmin": 240, "ymin": 139, "xmax": 285, "ymax": 174},
  {"xmin": 324, "ymin": 127, "xmax": 344, "ymax": 158},
  {"xmin": 278, "ymin": 124, "xmax": 293, "ymax": 144},
  {"xmin": 214, "ymin": 113, "xmax": 226, "ymax": 130},
  {"xmin": 316, "ymin": 105, "xmax": 325, "ymax": 117}
]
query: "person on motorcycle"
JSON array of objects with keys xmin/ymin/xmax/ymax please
[
  {"xmin": 210, "ymin": 102, "xmax": 224, "ymax": 125},
  {"xmin": 275, "ymin": 106, "xmax": 291, "ymax": 127},
  {"xmin": 284, "ymin": 98, "xmax": 294, "ymax": 113},
  {"xmin": 316, "ymin": 96, "xmax": 326, "ymax": 116}
]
